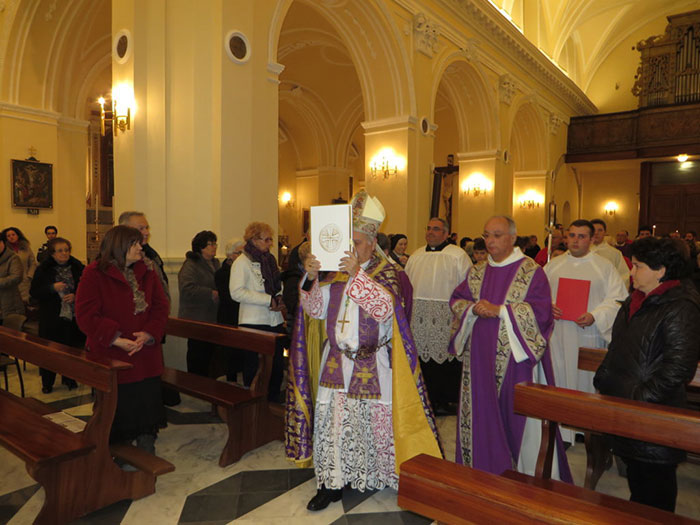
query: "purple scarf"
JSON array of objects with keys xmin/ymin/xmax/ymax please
[{"xmin": 244, "ymin": 240, "xmax": 281, "ymax": 296}]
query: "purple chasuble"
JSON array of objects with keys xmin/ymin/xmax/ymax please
[{"xmin": 449, "ymin": 257, "xmax": 572, "ymax": 482}]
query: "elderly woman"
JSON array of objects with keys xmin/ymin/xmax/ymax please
[
  {"xmin": 76, "ymin": 225, "xmax": 169, "ymax": 456},
  {"xmin": 594, "ymin": 237, "xmax": 700, "ymax": 512},
  {"xmin": 30, "ymin": 237, "xmax": 85, "ymax": 393},
  {"xmin": 178, "ymin": 230, "xmax": 220, "ymax": 377},
  {"xmin": 389, "ymin": 234, "xmax": 409, "ymax": 267},
  {"xmin": 2, "ymin": 227, "xmax": 36, "ymax": 303},
  {"xmin": 229, "ymin": 222, "xmax": 285, "ymax": 400}
]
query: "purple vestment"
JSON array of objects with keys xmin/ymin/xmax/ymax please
[{"xmin": 449, "ymin": 252, "xmax": 572, "ymax": 481}]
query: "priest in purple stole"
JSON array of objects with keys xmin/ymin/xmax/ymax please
[
  {"xmin": 285, "ymin": 191, "xmax": 441, "ymax": 511},
  {"xmin": 449, "ymin": 216, "xmax": 572, "ymax": 481}
]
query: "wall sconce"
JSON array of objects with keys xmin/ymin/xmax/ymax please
[
  {"xmin": 677, "ymin": 154, "xmax": 689, "ymax": 162},
  {"xmin": 518, "ymin": 189, "xmax": 544, "ymax": 209},
  {"xmin": 461, "ymin": 172, "xmax": 493, "ymax": 197},
  {"xmin": 98, "ymin": 83, "xmax": 133, "ymax": 136},
  {"xmin": 369, "ymin": 147, "xmax": 404, "ymax": 180},
  {"xmin": 603, "ymin": 201, "xmax": 618, "ymax": 216},
  {"xmin": 280, "ymin": 191, "xmax": 295, "ymax": 208}
]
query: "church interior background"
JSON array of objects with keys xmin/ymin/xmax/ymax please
[{"xmin": 2, "ymin": 0, "xmax": 700, "ymax": 523}]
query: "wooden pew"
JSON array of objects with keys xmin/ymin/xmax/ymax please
[
  {"xmin": 0, "ymin": 326, "xmax": 174, "ymax": 525},
  {"xmin": 502, "ymin": 382, "xmax": 700, "ymax": 519},
  {"xmin": 578, "ymin": 346, "xmax": 700, "ymax": 489},
  {"xmin": 162, "ymin": 317, "xmax": 285, "ymax": 466},
  {"xmin": 399, "ymin": 454, "xmax": 697, "ymax": 525}
]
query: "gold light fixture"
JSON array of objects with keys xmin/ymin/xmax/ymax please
[
  {"xmin": 98, "ymin": 84, "xmax": 133, "ymax": 136},
  {"xmin": 518, "ymin": 189, "xmax": 544, "ymax": 209},
  {"xmin": 677, "ymin": 154, "xmax": 689, "ymax": 162},
  {"xmin": 369, "ymin": 147, "xmax": 403, "ymax": 180},
  {"xmin": 461, "ymin": 172, "xmax": 493, "ymax": 197},
  {"xmin": 280, "ymin": 191, "xmax": 295, "ymax": 208},
  {"xmin": 603, "ymin": 201, "xmax": 618, "ymax": 216}
]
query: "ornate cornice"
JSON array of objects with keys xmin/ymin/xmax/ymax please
[{"xmin": 438, "ymin": 0, "xmax": 597, "ymax": 116}]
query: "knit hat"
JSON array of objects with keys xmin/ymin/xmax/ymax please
[{"xmin": 351, "ymin": 190, "xmax": 385, "ymax": 237}]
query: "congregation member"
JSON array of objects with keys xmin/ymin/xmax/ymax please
[
  {"xmin": 405, "ymin": 217, "xmax": 471, "ymax": 414},
  {"xmin": 0, "ymin": 232, "xmax": 24, "ymax": 322},
  {"xmin": 389, "ymin": 233, "xmax": 409, "ymax": 267},
  {"xmin": 215, "ymin": 238, "xmax": 244, "ymax": 382},
  {"xmin": 30, "ymin": 237, "xmax": 85, "ymax": 393},
  {"xmin": 449, "ymin": 215, "xmax": 571, "ymax": 480},
  {"xmin": 637, "ymin": 225, "xmax": 653, "ymax": 239},
  {"xmin": 76, "ymin": 225, "xmax": 169, "ymax": 455},
  {"xmin": 544, "ymin": 220, "xmax": 627, "ymax": 441},
  {"xmin": 178, "ymin": 230, "xmax": 220, "ymax": 377},
  {"xmin": 614, "ymin": 229, "xmax": 633, "ymax": 258},
  {"xmin": 2, "ymin": 227, "xmax": 36, "ymax": 303},
  {"xmin": 119, "ymin": 211, "xmax": 170, "ymax": 301},
  {"xmin": 282, "ymin": 232, "xmax": 308, "ymax": 334},
  {"xmin": 534, "ymin": 227, "xmax": 564, "ymax": 266},
  {"xmin": 472, "ymin": 237, "xmax": 488, "ymax": 263},
  {"xmin": 524, "ymin": 234, "xmax": 540, "ymax": 258},
  {"xmin": 229, "ymin": 222, "xmax": 286, "ymax": 401},
  {"xmin": 591, "ymin": 219, "xmax": 630, "ymax": 288},
  {"xmin": 36, "ymin": 225, "xmax": 58, "ymax": 264},
  {"xmin": 285, "ymin": 190, "xmax": 440, "ymax": 511},
  {"xmin": 595, "ymin": 237, "xmax": 700, "ymax": 512}
]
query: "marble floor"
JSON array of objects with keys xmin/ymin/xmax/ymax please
[{"xmin": 1, "ymin": 363, "xmax": 699, "ymax": 524}]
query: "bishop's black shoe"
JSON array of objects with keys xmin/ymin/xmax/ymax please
[{"xmin": 306, "ymin": 487, "xmax": 342, "ymax": 511}]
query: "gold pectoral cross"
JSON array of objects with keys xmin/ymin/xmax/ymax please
[
  {"xmin": 338, "ymin": 305, "xmax": 351, "ymax": 332},
  {"xmin": 356, "ymin": 366, "xmax": 373, "ymax": 385}
]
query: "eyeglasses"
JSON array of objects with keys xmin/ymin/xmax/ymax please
[{"xmin": 256, "ymin": 237, "xmax": 273, "ymax": 242}]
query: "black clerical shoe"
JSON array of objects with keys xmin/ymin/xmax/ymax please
[{"xmin": 306, "ymin": 487, "xmax": 342, "ymax": 511}]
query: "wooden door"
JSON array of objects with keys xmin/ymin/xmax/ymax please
[{"xmin": 640, "ymin": 161, "xmax": 700, "ymax": 235}]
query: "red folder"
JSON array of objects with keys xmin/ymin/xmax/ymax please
[{"xmin": 556, "ymin": 277, "xmax": 591, "ymax": 321}]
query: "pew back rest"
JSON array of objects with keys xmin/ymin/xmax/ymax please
[
  {"xmin": 0, "ymin": 326, "xmax": 130, "ymax": 392},
  {"xmin": 165, "ymin": 317, "xmax": 281, "ymax": 356},
  {"xmin": 578, "ymin": 346, "xmax": 700, "ymax": 389},
  {"xmin": 514, "ymin": 382, "xmax": 700, "ymax": 455}
]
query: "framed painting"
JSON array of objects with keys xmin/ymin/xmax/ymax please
[{"xmin": 11, "ymin": 159, "xmax": 53, "ymax": 209}]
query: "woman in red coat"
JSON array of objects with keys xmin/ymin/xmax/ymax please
[{"xmin": 76, "ymin": 225, "xmax": 169, "ymax": 455}]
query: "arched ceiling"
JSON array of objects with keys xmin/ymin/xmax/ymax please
[
  {"xmin": 491, "ymin": 0, "xmax": 699, "ymax": 111},
  {"xmin": 277, "ymin": 1, "xmax": 363, "ymax": 171}
]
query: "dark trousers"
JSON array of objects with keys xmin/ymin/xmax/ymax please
[
  {"xmin": 623, "ymin": 457, "xmax": 678, "ymax": 512},
  {"xmin": 239, "ymin": 323, "xmax": 287, "ymax": 401},
  {"xmin": 420, "ymin": 358, "xmax": 462, "ymax": 408},
  {"xmin": 186, "ymin": 338, "xmax": 216, "ymax": 377}
]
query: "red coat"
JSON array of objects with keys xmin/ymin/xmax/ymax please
[{"xmin": 76, "ymin": 260, "xmax": 169, "ymax": 384}]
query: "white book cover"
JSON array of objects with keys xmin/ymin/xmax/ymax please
[{"xmin": 310, "ymin": 204, "xmax": 353, "ymax": 271}]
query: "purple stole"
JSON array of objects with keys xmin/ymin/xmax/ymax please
[{"xmin": 319, "ymin": 277, "xmax": 383, "ymax": 399}]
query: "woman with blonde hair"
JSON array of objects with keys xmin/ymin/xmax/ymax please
[{"xmin": 229, "ymin": 222, "xmax": 286, "ymax": 400}]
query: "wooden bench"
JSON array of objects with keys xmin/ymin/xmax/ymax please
[
  {"xmin": 162, "ymin": 317, "xmax": 285, "ymax": 466},
  {"xmin": 399, "ymin": 454, "xmax": 697, "ymax": 524},
  {"xmin": 506, "ymin": 382, "xmax": 700, "ymax": 518},
  {"xmin": 577, "ymin": 346, "xmax": 700, "ymax": 489},
  {"xmin": 0, "ymin": 326, "xmax": 174, "ymax": 525}
]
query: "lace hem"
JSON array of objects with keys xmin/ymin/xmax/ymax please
[{"xmin": 313, "ymin": 392, "xmax": 398, "ymax": 491}]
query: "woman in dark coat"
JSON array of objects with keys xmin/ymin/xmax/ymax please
[
  {"xmin": 178, "ymin": 230, "xmax": 220, "ymax": 376},
  {"xmin": 215, "ymin": 238, "xmax": 243, "ymax": 381},
  {"xmin": 594, "ymin": 237, "xmax": 700, "ymax": 512},
  {"xmin": 30, "ymin": 237, "xmax": 85, "ymax": 393},
  {"xmin": 76, "ymin": 225, "xmax": 169, "ymax": 454}
]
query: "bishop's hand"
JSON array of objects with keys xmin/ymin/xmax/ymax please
[
  {"xmin": 339, "ymin": 249, "xmax": 360, "ymax": 277},
  {"xmin": 304, "ymin": 254, "xmax": 321, "ymax": 281}
]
